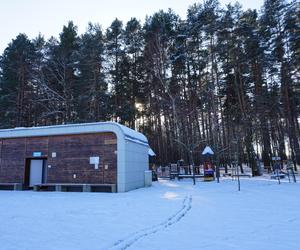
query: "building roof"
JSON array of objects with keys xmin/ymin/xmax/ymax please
[
  {"xmin": 202, "ymin": 146, "xmax": 214, "ymax": 155},
  {"xmin": 148, "ymin": 148, "xmax": 156, "ymax": 156},
  {"xmin": 0, "ymin": 122, "xmax": 148, "ymax": 145}
]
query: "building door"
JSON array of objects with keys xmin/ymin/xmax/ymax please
[{"xmin": 29, "ymin": 159, "xmax": 44, "ymax": 187}]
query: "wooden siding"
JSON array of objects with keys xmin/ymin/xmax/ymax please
[{"xmin": 0, "ymin": 133, "xmax": 117, "ymax": 185}]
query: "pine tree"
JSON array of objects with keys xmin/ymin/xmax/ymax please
[
  {"xmin": 143, "ymin": 9, "xmax": 180, "ymax": 164},
  {"xmin": 261, "ymin": 0, "xmax": 300, "ymax": 167},
  {"xmin": 0, "ymin": 34, "xmax": 37, "ymax": 127},
  {"xmin": 77, "ymin": 23, "xmax": 109, "ymax": 122},
  {"xmin": 121, "ymin": 18, "xmax": 144, "ymax": 128},
  {"xmin": 105, "ymin": 18, "xmax": 124, "ymax": 122},
  {"xmin": 41, "ymin": 21, "xmax": 80, "ymax": 124}
]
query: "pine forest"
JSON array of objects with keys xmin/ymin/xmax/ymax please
[{"xmin": 0, "ymin": 0, "xmax": 299, "ymax": 173}]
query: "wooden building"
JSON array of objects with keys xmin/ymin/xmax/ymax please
[{"xmin": 0, "ymin": 122, "xmax": 150, "ymax": 192}]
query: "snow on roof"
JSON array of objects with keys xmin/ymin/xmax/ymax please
[
  {"xmin": 202, "ymin": 146, "xmax": 214, "ymax": 155},
  {"xmin": 148, "ymin": 148, "xmax": 156, "ymax": 156},
  {"xmin": 0, "ymin": 122, "xmax": 148, "ymax": 145}
]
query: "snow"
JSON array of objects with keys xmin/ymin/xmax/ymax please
[
  {"xmin": 148, "ymin": 148, "xmax": 156, "ymax": 156},
  {"xmin": 0, "ymin": 178, "xmax": 299, "ymax": 250},
  {"xmin": 0, "ymin": 121, "xmax": 148, "ymax": 146},
  {"xmin": 202, "ymin": 146, "xmax": 214, "ymax": 155}
]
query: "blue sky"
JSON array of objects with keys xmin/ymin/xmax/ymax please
[{"xmin": 0, "ymin": 0, "xmax": 263, "ymax": 53}]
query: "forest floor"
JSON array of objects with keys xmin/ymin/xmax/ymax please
[{"xmin": 0, "ymin": 176, "xmax": 299, "ymax": 250}]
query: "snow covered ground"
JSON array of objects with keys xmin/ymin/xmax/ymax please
[{"xmin": 0, "ymin": 177, "xmax": 299, "ymax": 250}]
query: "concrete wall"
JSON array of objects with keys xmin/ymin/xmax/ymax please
[{"xmin": 123, "ymin": 140, "xmax": 149, "ymax": 192}]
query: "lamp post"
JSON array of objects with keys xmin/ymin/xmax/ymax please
[
  {"xmin": 190, "ymin": 150, "xmax": 196, "ymax": 185},
  {"xmin": 216, "ymin": 147, "xmax": 220, "ymax": 183}
]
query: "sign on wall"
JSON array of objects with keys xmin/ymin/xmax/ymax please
[{"xmin": 90, "ymin": 156, "xmax": 100, "ymax": 169}]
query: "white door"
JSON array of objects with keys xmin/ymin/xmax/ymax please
[{"xmin": 29, "ymin": 160, "xmax": 43, "ymax": 187}]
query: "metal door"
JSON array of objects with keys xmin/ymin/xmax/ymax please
[{"xmin": 29, "ymin": 160, "xmax": 43, "ymax": 187}]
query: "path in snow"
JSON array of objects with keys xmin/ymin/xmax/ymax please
[{"xmin": 107, "ymin": 195, "xmax": 192, "ymax": 250}]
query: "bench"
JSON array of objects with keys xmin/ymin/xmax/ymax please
[
  {"xmin": 178, "ymin": 174, "xmax": 204, "ymax": 179},
  {"xmin": 0, "ymin": 183, "xmax": 23, "ymax": 191},
  {"xmin": 270, "ymin": 174, "xmax": 285, "ymax": 179},
  {"xmin": 232, "ymin": 174, "xmax": 251, "ymax": 178},
  {"xmin": 34, "ymin": 183, "xmax": 116, "ymax": 193}
]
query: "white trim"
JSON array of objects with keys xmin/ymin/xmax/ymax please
[
  {"xmin": 148, "ymin": 148, "xmax": 156, "ymax": 156},
  {"xmin": 0, "ymin": 122, "xmax": 148, "ymax": 145}
]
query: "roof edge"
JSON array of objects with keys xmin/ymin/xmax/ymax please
[{"xmin": 0, "ymin": 122, "xmax": 148, "ymax": 145}]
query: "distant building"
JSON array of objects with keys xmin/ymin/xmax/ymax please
[{"xmin": 0, "ymin": 122, "xmax": 150, "ymax": 192}]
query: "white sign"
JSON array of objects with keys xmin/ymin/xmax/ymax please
[
  {"xmin": 90, "ymin": 156, "xmax": 100, "ymax": 169},
  {"xmin": 90, "ymin": 157, "xmax": 99, "ymax": 165},
  {"xmin": 33, "ymin": 152, "xmax": 42, "ymax": 157}
]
